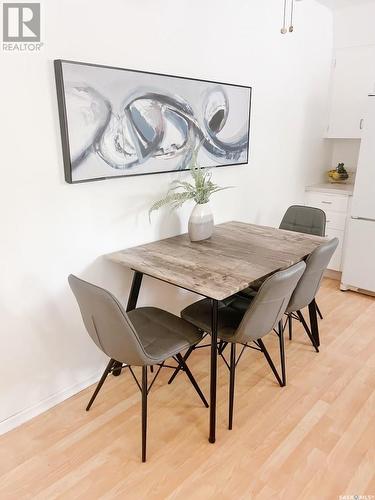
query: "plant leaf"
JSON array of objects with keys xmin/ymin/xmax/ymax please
[{"xmin": 149, "ymin": 141, "xmax": 234, "ymax": 218}]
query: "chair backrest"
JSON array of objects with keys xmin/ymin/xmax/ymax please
[
  {"xmin": 234, "ymin": 261, "xmax": 306, "ymax": 343},
  {"xmin": 287, "ymin": 237, "xmax": 339, "ymax": 313},
  {"xmin": 68, "ymin": 275, "xmax": 150, "ymax": 365},
  {"xmin": 279, "ymin": 205, "xmax": 326, "ymax": 237}
]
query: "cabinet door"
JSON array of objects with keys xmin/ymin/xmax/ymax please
[
  {"xmin": 351, "ymin": 97, "xmax": 375, "ymax": 220},
  {"xmin": 305, "ymin": 191, "xmax": 348, "ymax": 271},
  {"xmin": 327, "ymin": 46, "xmax": 375, "ymax": 139},
  {"xmin": 305, "ymin": 191, "xmax": 349, "ymax": 214},
  {"xmin": 325, "ymin": 227, "xmax": 344, "ymax": 271}
]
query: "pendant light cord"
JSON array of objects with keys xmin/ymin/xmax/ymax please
[
  {"xmin": 289, "ymin": 0, "xmax": 295, "ymax": 32},
  {"xmin": 281, "ymin": 0, "xmax": 287, "ymax": 34}
]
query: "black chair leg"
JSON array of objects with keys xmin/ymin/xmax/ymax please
[
  {"xmin": 316, "ymin": 302, "xmax": 323, "ymax": 320},
  {"xmin": 167, "ymin": 346, "xmax": 195, "ymax": 384},
  {"xmin": 219, "ymin": 341, "xmax": 228, "ymax": 355},
  {"xmin": 228, "ymin": 343, "xmax": 236, "ymax": 430},
  {"xmin": 288, "ymin": 314, "xmax": 293, "ymax": 341},
  {"xmin": 141, "ymin": 366, "xmax": 147, "ymax": 463},
  {"xmin": 112, "ymin": 360, "xmax": 123, "ymax": 377},
  {"xmin": 175, "ymin": 353, "xmax": 209, "ymax": 408},
  {"xmin": 86, "ymin": 359, "xmax": 116, "ymax": 411},
  {"xmin": 309, "ymin": 299, "xmax": 321, "ymax": 347},
  {"xmin": 278, "ymin": 320, "xmax": 286, "ymax": 387},
  {"xmin": 257, "ymin": 339, "xmax": 283, "ymax": 387},
  {"xmin": 296, "ymin": 310, "xmax": 319, "ymax": 353}
]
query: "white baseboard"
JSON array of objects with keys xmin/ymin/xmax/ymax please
[{"xmin": 0, "ymin": 369, "xmax": 103, "ymax": 436}]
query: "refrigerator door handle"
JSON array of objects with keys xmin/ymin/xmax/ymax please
[{"xmin": 351, "ymin": 216, "xmax": 375, "ymax": 222}]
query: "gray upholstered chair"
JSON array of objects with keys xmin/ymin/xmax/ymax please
[
  {"xmin": 179, "ymin": 261, "xmax": 306, "ymax": 429},
  {"xmin": 68, "ymin": 274, "xmax": 208, "ymax": 462},
  {"xmin": 234, "ymin": 238, "xmax": 338, "ymax": 352},
  {"xmin": 243, "ymin": 205, "xmax": 327, "ymax": 317},
  {"xmin": 285, "ymin": 237, "xmax": 339, "ymax": 352},
  {"xmin": 279, "ymin": 205, "xmax": 326, "ymax": 237},
  {"xmin": 280, "ymin": 205, "xmax": 326, "ymax": 321}
]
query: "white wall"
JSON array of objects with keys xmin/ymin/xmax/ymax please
[
  {"xmin": 330, "ymin": 139, "xmax": 361, "ymax": 172},
  {"xmin": 0, "ymin": 0, "xmax": 333, "ymax": 433},
  {"xmin": 334, "ymin": 0, "xmax": 375, "ymax": 48}
]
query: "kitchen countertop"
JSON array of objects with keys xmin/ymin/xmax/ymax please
[{"xmin": 305, "ymin": 183, "xmax": 354, "ymax": 196}]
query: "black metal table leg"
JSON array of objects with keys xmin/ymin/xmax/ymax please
[
  {"xmin": 278, "ymin": 320, "xmax": 286, "ymax": 386},
  {"xmin": 228, "ymin": 343, "xmax": 236, "ymax": 430},
  {"xmin": 308, "ymin": 299, "xmax": 320, "ymax": 347},
  {"xmin": 141, "ymin": 366, "xmax": 147, "ymax": 463},
  {"xmin": 113, "ymin": 271, "xmax": 143, "ymax": 377},
  {"xmin": 126, "ymin": 271, "xmax": 143, "ymax": 313},
  {"xmin": 209, "ymin": 299, "xmax": 218, "ymax": 443}
]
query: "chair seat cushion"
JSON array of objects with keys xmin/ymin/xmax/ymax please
[
  {"xmin": 181, "ymin": 296, "xmax": 251, "ymax": 342},
  {"xmin": 128, "ymin": 307, "xmax": 203, "ymax": 363}
]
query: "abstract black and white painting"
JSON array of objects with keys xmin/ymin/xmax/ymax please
[{"xmin": 54, "ymin": 59, "xmax": 252, "ymax": 183}]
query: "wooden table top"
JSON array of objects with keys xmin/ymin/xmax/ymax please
[{"xmin": 106, "ymin": 221, "xmax": 326, "ymax": 300}]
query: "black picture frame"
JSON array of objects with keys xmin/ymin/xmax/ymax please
[{"xmin": 54, "ymin": 59, "xmax": 252, "ymax": 184}]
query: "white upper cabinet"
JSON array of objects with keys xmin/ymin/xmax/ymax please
[{"xmin": 326, "ymin": 46, "xmax": 375, "ymax": 139}]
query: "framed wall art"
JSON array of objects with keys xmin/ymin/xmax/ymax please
[{"xmin": 54, "ymin": 59, "xmax": 252, "ymax": 183}]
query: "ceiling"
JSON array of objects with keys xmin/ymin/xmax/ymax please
[{"xmin": 317, "ymin": 0, "xmax": 375, "ymax": 8}]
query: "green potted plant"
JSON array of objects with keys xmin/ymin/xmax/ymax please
[{"xmin": 149, "ymin": 152, "xmax": 231, "ymax": 242}]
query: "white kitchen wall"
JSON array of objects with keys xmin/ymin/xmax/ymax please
[
  {"xmin": 0, "ymin": 0, "xmax": 333, "ymax": 433},
  {"xmin": 330, "ymin": 139, "xmax": 361, "ymax": 172},
  {"xmin": 334, "ymin": 0, "xmax": 375, "ymax": 48}
]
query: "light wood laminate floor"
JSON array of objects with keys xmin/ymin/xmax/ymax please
[{"xmin": 0, "ymin": 279, "xmax": 374, "ymax": 499}]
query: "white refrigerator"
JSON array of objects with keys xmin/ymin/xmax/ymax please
[{"xmin": 342, "ymin": 96, "xmax": 375, "ymax": 293}]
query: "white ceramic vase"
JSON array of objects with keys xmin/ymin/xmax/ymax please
[{"xmin": 188, "ymin": 202, "xmax": 214, "ymax": 242}]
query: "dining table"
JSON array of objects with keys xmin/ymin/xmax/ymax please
[{"xmin": 106, "ymin": 220, "xmax": 326, "ymax": 443}]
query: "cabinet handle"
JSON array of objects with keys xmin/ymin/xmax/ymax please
[
  {"xmin": 321, "ymin": 201, "xmax": 332, "ymax": 204},
  {"xmin": 360, "ymin": 118, "xmax": 364, "ymax": 130}
]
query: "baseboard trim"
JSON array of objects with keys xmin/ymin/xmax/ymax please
[
  {"xmin": 324, "ymin": 269, "xmax": 342, "ymax": 281},
  {"xmin": 0, "ymin": 368, "xmax": 103, "ymax": 436}
]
